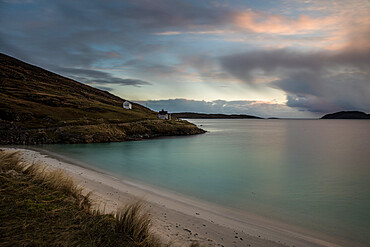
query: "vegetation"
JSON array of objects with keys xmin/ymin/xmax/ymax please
[
  {"xmin": 0, "ymin": 53, "xmax": 204, "ymax": 144},
  {"xmin": 0, "ymin": 150, "xmax": 206, "ymax": 246},
  {"xmin": 0, "ymin": 150, "xmax": 161, "ymax": 247}
]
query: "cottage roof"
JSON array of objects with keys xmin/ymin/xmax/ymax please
[{"xmin": 159, "ymin": 109, "xmax": 168, "ymax": 115}]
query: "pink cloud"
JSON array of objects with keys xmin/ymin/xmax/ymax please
[{"xmin": 234, "ymin": 10, "xmax": 337, "ymax": 35}]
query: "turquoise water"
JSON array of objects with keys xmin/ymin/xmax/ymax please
[{"xmin": 41, "ymin": 119, "xmax": 370, "ymax": 245}]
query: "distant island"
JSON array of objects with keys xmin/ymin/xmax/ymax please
[
  {"xmin": 172, "ymin": 112, "xmax": 262, "ymax": 119},
  {"xmin": 321, "ymin": 111, "xmax": 370, "ymax": 119},
  {"xmin": 0, "ymin": 53, "xmax": 205, "ymax": 145}
]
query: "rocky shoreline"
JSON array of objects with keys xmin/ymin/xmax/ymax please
[{"xmin": 0, "ymin": 120, "xmax": 205, "ymax": 145}]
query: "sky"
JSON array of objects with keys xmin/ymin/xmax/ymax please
[{"xmin": 1, "ymin": 0, "xmax": 369, "ymax": 118}]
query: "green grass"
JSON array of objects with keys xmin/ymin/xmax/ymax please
[{"xmin": 0, "ymin": 151, "xmax": 161, "ymax": 247}]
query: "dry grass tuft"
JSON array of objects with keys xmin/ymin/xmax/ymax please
[
  {"xmin": 115, "ymin": 201, "xmax": 161, "ymax": 247},
  {"xmin": 0, "ymin": 150, "xmax": 205, "ymax": 247},
  {"xmin": 0, "ymin": 151, "xmax": 23, "ymax": 172},
  {"xmin": 0, "ymin": 150, "xmax": 91, "ymax": 211}
]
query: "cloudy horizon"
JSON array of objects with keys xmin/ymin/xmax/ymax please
[{"xmin": 1, "ymin": 0, "xmax": 369, "ymax": 117}]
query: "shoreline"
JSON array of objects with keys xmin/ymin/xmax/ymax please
[{"xmin": 1, "ymin": 147, "xmax": 363, "ymax": 247}]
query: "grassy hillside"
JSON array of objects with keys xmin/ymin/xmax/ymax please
[{"xmin": 0, "ymin": 53, "xmax": 204, "ymax": 144}]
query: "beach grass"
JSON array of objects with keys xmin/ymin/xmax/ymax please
[{"xmin": 0, "ymin": 150, "xmax": 163, "ymax": 247}]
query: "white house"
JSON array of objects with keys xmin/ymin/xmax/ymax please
[
  {"xmin": 123, "ymin": 101, "xmax": 132, "ymax": 109},
  {"xmin": 158, "ymin": 109, "xmax": 171, "ymax": 120}
]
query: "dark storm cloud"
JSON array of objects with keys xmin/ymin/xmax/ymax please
[
  {"xmin": 55, "ymin": 67, "xmax": 151, "ymax": 86},
  {"xmin": 0, "ymin": 0, "xmax": 229, "ymax": 63},
  {"xmin": 220, "ymin": 46, "xmax": 370, "ymax": 113},
  {"xmin": 0, "ymin": 0, "xmax": 233, "ymax": 86},
  {"xmin": 277, "ymin": 71, "xmax": 370, "ymax": 113},
  {"xmin": 97, "ymin": 0, "xmax": 230, "ymax": 29},
  {"xmin": 220, "ymin": 48, "xmax": 370, "ymax": 83}
]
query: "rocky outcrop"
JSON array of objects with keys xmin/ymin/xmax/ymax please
[
  {"xmin": 321, "ymin": 111, "xmax": 370, "ymax": 119},
  {"xmin": 0, "ymin": 120, "xmax": 206, "ymax": 145}
]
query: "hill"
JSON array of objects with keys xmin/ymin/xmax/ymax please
[
  {"xmin": 321, "ymin": 111, "xmax": 370, "ymax": 119},
  {"xmin": 172, "ymin": 112, "xmax": 262, "ymax": 119},
  {"xmin": 0, "ymin": 53, "xmax": 205, "ymax": 144}
]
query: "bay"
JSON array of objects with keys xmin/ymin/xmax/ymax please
[{"xmin": 40, "ymin": 119, "xmax": 370, "ymax": 245}]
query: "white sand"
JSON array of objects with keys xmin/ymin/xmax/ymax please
[{"xmin": 1, "ymin": 147, "xmax": 358, "ymax": 247}]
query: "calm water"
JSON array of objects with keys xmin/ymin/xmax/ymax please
[{"xmin": 41, "ymin": 120, "xmax": 370, "ymax": 245}]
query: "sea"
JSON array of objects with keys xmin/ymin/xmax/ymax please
[{"xmin": 40, "ymin": 119, "xmax": 370, "ymax": 245}]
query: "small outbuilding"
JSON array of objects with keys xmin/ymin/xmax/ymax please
[
  {"xmin": 158, "ymin": 109, "xmax": 171, "ymax": 120},
  {"xmin": 123, "ymin": 101, "xmax": 132, "ymax": 109}
]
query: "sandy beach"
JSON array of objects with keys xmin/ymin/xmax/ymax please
[{"xmin": 1, "ymin": 147, "xmax": 358, "ymax": 247}]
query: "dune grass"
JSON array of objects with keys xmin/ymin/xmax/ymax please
[{"xmin": 0, "ymin": 150, "xmax": 162, "ymax": 247}]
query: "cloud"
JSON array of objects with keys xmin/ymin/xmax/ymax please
[
  {"xmin": 233, "ymin": 10, "xmax": 337, "ymax": 35},
  {"xmin": 180, "ymin": 53, "xmax": 232, "ymax": 81},
  {"xmin": 219, "ymin": 12, "xmax": 370, "ymax": 114},
  {"xmin": 220, "ymin": 43, "xmax": 370, "ymax": 113},
  {"xmin": 220, "ymin": 47, "xmax": 370, "ymax": 83},
  {"xmin": 95, "ymin": 86, "xmax": 114, "ymax": 92},
  {"xmin": 54, "ymin": 67, "xmax": 151, "ymax": 86},
  {"xmin": 1, "ymin": 0, "xmax": 369, "ymax": 116},
  {"xmin": 0, "ymin": 0, "xmax": 349, "ymax": 72},
  {"xmin": 0, "ymin": 0, "xmax": 233, "ymax": 87},
  {"xmin": 277, "ymin": 72, "xmax": 370, "ymax": 113},
  {"xmin": 137, "ymin": 98, "xmax": 312, "ymax": 118},
  {"xmin": 154, "ymin": 30, "xmax": 229, "ymax": 35}
]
